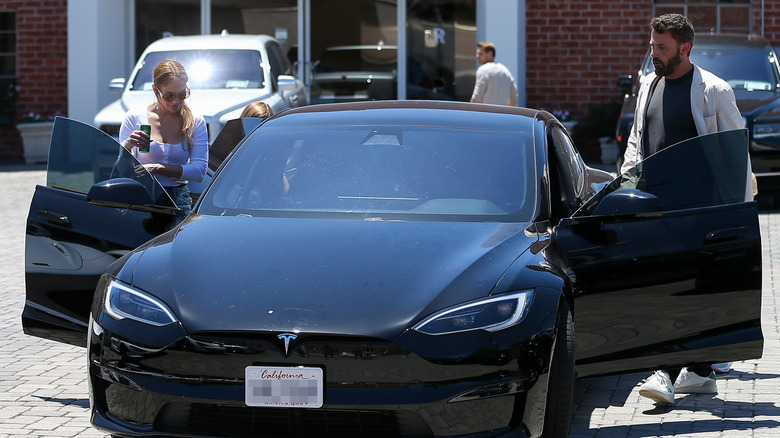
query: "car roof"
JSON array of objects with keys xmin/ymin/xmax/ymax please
[
  {"xmin": 278, "ymin": 100, "xmax": 544, "ymax": 118},
  {"xmin": 694, "ymin": 33, "xmax": 772, "ymax": 49},
  {"xmin": 143, "ymin": 34, "xmax": 277, "ymax": 52}
]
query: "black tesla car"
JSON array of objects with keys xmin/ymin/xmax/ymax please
[
  {"xmin": 616, "ymin": 33, "xmax": 780, "ymax": 199},
  {"xmin": 23, "ymin": 101, "xmax": 762, "ymax": 438}
]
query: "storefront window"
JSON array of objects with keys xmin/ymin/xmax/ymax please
[
  {"xmin": 407, "ymin": 0, "xmax": 476, "ymax": 101},
  {"xmin": 211, "ymin": 0, "xmax": 298, "ymax": 59},
  {"xmin": 136, "ymin": 0, "xmax": 201, "ymax": 59},
  {"xmin": 0, "ymin": 11, "xmax": 15, "ymax": 123}
]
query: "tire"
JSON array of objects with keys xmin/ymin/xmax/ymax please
[{"xmin": 541, "ymin": 301, "xmax": 575, "ymax": 438}]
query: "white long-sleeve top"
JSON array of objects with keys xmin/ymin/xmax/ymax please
[{"xmin": 119, "ymin": 108, "xmax": 208, "ymax": 186}]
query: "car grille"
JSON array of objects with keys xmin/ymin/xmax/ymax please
[{"xmin": 155, "ymin": 402, "xmax": 433, "ymax": 438}]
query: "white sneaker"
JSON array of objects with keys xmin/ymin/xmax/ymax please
[
  {"xmin": 639, "ymin": 370, "xmax": 675, "ymax": 405},
  {"xmin": 712, "ymin": 362, "xmax": 731, "ymax": 374},
  {"xmin": 674, "ymin": 367, "xmax": 717, "ymax": 394}
]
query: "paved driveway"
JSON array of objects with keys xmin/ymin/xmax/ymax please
[{"xmin": 1, "ymin": 166, "xmax": 778, "ymax": 437}]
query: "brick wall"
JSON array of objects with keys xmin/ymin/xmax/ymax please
[
  {"xmin": 2, "ymin": 1, "xmax": 780, "ymax": 163},
  {"xmin": 0, "ymin": 0, "xmax": 67, "ymax": 163},
  {"xmin": 525, "ymin": 0, "xmax": 652, "ymax": 117},
  {"xmin": 526, "ymin": 0, "xmax": 780, "ymax": 158}
]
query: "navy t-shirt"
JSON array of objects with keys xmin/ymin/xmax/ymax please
[{"xmin": 642, "ymin": 67, "xmax": 698, "ymax": 158}]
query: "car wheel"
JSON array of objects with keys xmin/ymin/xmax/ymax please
[{"xmin": 541, "ymin": 300, "xmax": 575, "ymax": 438}]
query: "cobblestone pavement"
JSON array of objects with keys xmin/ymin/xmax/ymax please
[{"xmin": 1, "ymin": 165, "xmax": 778, "ymax": 437}]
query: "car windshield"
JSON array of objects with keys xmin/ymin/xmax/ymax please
[
  {"xmin": 198, "ymin": 115, "xmax": 535, "ymax": 222},
  {"xmin": 130, "ymin": 49, "xmax": 265, "ymax": 91},
  {"xmin": 642, "ymin": 44, "xmax": 779, "ymax": 91}
]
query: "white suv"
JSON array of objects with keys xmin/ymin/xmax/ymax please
[{"xmin": 94, "ymin": 33, "xmax": 308, "ymax": 142}]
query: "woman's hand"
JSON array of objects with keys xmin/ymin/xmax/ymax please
[
  {"xmin": 143, "ymin": 163, "xmax": 166, "ymax": 175},
  {"xmin": 124, "ymin": 129, "xmax": 150, "ymax": 151}
]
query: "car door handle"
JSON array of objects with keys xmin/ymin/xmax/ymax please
[
  {"xmin": 704, "ymin": 227, "xmax": 743, "ymax": 244},
  {"xmin": 37, "ymin": 210, "xmax": 71, "ymax": 225}
]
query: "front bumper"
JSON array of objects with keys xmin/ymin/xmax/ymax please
[{"xmin": 88, "ymin": 315, "xmax": 555, "ymax": 437}]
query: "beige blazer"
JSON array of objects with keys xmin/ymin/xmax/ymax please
[{"xmin": 621, "ymin": 65, "xmax": 754, "ymax": 199}]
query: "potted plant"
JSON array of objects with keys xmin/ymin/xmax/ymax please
[{"xmin": 17, "ymin": 111, "xmax": 64, "ymax": 164}]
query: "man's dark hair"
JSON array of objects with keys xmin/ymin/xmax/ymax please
[{"xmin": 651, "ymin": 13, "xmax": 695, "ymax": 47}]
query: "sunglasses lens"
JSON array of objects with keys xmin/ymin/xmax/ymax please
[{"xmin": 159, "ymin": 89, "xmax": 189, "ymax": 102}]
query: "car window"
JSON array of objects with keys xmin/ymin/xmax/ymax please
[
  {"xmin": 199, "ymin": 124, "xmax": 535, "ymax": 222},
  {"xmin": 641, "ymin": 44, "xmax": 780, "ymax": 91},
  {"xmin": 266, "ymin": 41, "xmax": 293, "ymax": 78},
  {"xmin": 577, "ymin": 129, "xmax": 749, "ymax": 216},
  {"xmin": 46, "ymin": 117, "xmax": 176, "ymax": 208},
  {"xmin": 549, "ymin": 126, "xmax": 585, "ymax": 198},
  {"xmin": 131, "ymin": 49, "xmax": 265, "ymax": 90}
]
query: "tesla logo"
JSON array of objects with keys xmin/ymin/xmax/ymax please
[{"xmin": 278, "ymin": 333, "xmax": 297, "ymax": 355}]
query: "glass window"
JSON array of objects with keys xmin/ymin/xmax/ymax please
[
  {"xmin": 136, "ymin": 0, "xmax": 200, "ymax": 59},
  {"xmin": 310, "ymin": 0, "xmax": 398, "ymax": 103},
  {"xmin": 131, "ymin": 49, "xmax": 265, "ymax": 91},
  {"xmin": 550, "ymin": 126, "xmax": 585, "ymax": 199},
  {"xmin": 0, "ymin": 11, "xmax": 15, "ymax": 124},
  {"xmin": 211, "ymin": 0, "xmax": 297, "ymax": 57},
  {"xmin": 654, "ymin": 1, "xmax": 750, "ymax": 34},
  {"xmin": 578, "ymin": 129, "xmax": 749, "ymax": 216},
  {"xmin": 407, "ymin": 0, "xmax": 477, "ymax": 101},
  {"xmin": 266, "ymin": 41, "xmax": 292, "ymax": 79},
  {"xmin": 200, "ymin": 118, "xmax": 535, "ymax": 221},
  {"xmin": 47, "ymin": 118, "xmax": 176, "ymax": 208}
]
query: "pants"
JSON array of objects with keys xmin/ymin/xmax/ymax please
[{"xmin": 165, "ymin": 184, "xmax": 192, "ymax": 216}]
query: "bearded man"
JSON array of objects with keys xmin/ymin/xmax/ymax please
[
  {"xmin": 625, "ymin": 13, "xmax": 755, "ymax": 406},
  {"xmin": 621, "ymin": 13, "xmax": 744, "ymax": 175}
]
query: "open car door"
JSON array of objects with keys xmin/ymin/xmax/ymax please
[
  {"xmin": 551, "ymin": 129, "xmax": 763, "ymax": 378},
  {"xmin": 22, "ymin": 117, "xmax": 184, "ymax": 347},
  {"xmin": 22, "ymin": 117, "xmax": 264, "ymax": 347}
]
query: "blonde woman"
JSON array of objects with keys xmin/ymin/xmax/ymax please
[{"xmin": 119, "ymin": 59, "xmax": 208, "ymax": 214}]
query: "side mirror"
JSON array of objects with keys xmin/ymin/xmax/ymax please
[
  {"xmin": 109, "ymin": 78, "xmax": 126, "ymax": 93},
  {"xmin": 277, "ymin": 75, "xmax": 298, "ymax": 90},
  {"xmin": 592, "ymin": 188, "xmax": 661, "ymax": 217},
  {"xmin": 87, "ymin": 178, "xmax": 154, "ymax": 208},
  {"xmin": 616, "ymin": 75, "xmax": 633, "ymax": 96}
]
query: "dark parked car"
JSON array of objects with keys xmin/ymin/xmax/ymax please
[
  {"xmin": 23, "ymin": 102, "xmax": 762, "ymax": 438},
  {"xmin": 616, "ymin": 34, "xmax": 780, "ymax": 195},
  {"xmin": 310, "ymin": 44, "xmax": 452, "ymax": 103}
]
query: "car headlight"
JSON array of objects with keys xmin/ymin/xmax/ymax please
[
  {"xmin": 104, "ymin": 279, "xmax": 177, "ymax": 326},
  {"xmin": 752, "ymin": 123, "xmax": 780, "ymax": 140},
  {"xmin": 412, "ymin": 290, "xmax": 533, "ymax": 336}
]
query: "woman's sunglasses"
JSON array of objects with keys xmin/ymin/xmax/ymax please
[{"xmin": 157, "ymin": 87, "xmax": 190, "ymax": 103}]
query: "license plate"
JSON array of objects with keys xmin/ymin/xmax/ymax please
[{"xmin": 245, "ymin": 366, "xmax": 323, "ymax": 408}]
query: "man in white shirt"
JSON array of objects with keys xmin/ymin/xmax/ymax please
[{"xmin": 470, "ymin": 42, "xmax": 518, "ymax": 106}]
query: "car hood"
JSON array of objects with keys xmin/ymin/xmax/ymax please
[
  {"xmin": 125, "ymin": 216, "xmax": 538, "ymax": 340},
  {"xmin": 120, "ymin": 89, "xmax": 272, "ymax": 119},
  {"xmin": 734, "ymin": 89, "xmax": 780, "ymax": 115}
]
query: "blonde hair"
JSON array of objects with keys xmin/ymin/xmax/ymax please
[
  {"xmin": 240, "ymin": 101, "xmax": 274, "ymax": 119},
  {"xmin": 153, "ymin": 59, "xmax": 194, "ymax": 150}
]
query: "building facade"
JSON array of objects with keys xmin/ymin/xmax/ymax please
[{"xmin": 0, "ymin": 0, "xmax": 777, "ymax": 163}]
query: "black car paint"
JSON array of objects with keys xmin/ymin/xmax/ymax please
[{"xmin": 22, "ymin": 103, "xmax": 762, "ymax": 437}]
